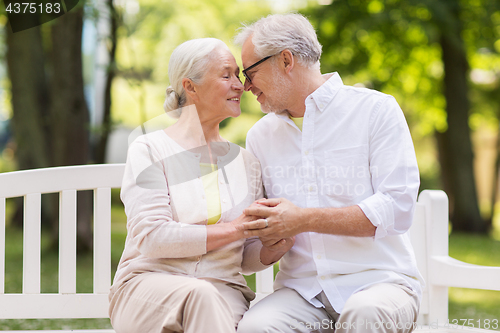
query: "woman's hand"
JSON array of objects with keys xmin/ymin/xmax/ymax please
[
  {"xmin": 230, "ymin": 213, "xmax": 259, "ymax": 234},
  {"xmin": 230, "ymin": 201, "xmax": 266, "ymax": 234}
]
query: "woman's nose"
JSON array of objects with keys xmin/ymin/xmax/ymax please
[{"xmin": 233, "ymin": 78, "xmax": 244, "ymax": 91}]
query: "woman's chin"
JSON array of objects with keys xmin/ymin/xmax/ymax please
[{"xmin": 230, "ymin": 109, "xmax": 242, "ymax": 118}]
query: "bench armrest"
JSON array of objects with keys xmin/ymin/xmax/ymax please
[{"xmin": 429, "ymin": 255, "xmax": 500, "ymax": 291}]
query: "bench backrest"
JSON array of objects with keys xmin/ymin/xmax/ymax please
[
  {"xmin": 408, "ymin": 190, "xmax": 500, "ymax": 327},
  {"xmin": 0, "ymin": 164, "xmax": 124, "ymax": 319},
  {"xmin": 0, "ymin": 163, "xmax": 275, "ymax": 319},
  {"xmin": 1, "ymin": 164, "xmax": 472, "ymax": 326},
  {"xmin": 409, "ymin": 190, "xmax": 449, "ymax": 326}
]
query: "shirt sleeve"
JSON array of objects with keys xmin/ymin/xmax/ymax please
[
  {"xmin": 357, "ymin": 96, "xmax": 420, "ymax": 239},
  {"xmin": 121, "ymin": 139, "xmax": 207, "ymax": 258}
]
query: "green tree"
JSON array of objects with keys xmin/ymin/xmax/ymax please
[
  {"xmin": 5, "ymin": 2, "xmax": 94, "ymax": 250},
  {"xmin": 305, "ymin": 0, "xmax": 500, "ymax": 234},
  {"xmin": 111, "ymin": 0, "xmax": 271, "ymax": 146}
]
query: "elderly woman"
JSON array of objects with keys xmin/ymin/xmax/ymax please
[{"xmin": 108, "ymin": 38, "xmax": 294, "ymax": 333}]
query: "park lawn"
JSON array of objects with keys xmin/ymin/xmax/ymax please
[
  {"xmin": 1, "ymin": 207, "xmax": 499, "ymax": 330},
  {"xmin": 448, "ymin": 233, "xmax": 500, "ymax": 331}
]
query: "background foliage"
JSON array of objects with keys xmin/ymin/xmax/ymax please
[{"xmin": 0, "ymin": 0, "xmax": 500, "ymax": 329}]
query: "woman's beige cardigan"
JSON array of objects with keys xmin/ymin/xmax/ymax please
[{"xmin": 110, "ymin": 130, "xmax": 269, "ymax": 301}]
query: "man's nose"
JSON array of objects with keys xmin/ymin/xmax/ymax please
[{"xmin": 244, "ymin": 79, "xmax": 252, "ymax": 91}]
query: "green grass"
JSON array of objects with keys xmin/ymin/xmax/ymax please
[
  {"xmin": 448, "ymin": 232, "xmax": 500, "ymax": 331},
  {"xmin": 2, "ymin": 208, "xmax": 500, "ymax": 330}
]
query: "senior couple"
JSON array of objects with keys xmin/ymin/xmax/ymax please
[{"xmin": 109, "ymin": 13, "xmax": 424, "ymax": 333}]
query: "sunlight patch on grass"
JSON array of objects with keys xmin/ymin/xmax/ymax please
[{"xmin": 449, "ymin": 288, "xmax": 500, "ymax": 331}]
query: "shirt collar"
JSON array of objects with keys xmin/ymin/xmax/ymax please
[
  {"xmin": 308, "ymin": 72, "xmax": 343, "ymax": 113},
  {"xmin": 274, "ymin": 72, "xmax": 343, "ymax": 123}
]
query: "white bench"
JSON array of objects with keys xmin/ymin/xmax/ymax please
[{"xmin": 0, "ymin": 164, "xmax": 499, "ymax": 332}]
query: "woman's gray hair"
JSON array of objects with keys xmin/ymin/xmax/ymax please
[
  {"xmin": 234, "ymin": 13, "xmax": 322, "ymax": 69},
  {"xmin": 164, "ymin": 38, "xmax": 229, "ymax": 116}
]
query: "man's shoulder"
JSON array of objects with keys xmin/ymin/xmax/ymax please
[
  {"xmin": 341, "ymin": 84, "xmax": 393, "ymax": 101},
  {"xmin": 322, "ymin": 72, "xmax": 393, "ymax": 102},
  {"xmin": 336, "ymin": 84, "xmax": 399, "ymax": 119}
]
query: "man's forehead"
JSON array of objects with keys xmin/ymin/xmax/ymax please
[{"xmin": 241, "ymin": 37, "xmax": 258, "ymax": 67}]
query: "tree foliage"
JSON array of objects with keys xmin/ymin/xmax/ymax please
[
  {"xmin": 304, "ymin": 0, "xmax": 500, "ymax": 234},
  {"xmin": 111, "ymin": 0, "xmax": 272, "ymax": 146},
  {"xmin": 5, "ymin": 1, "xmax": 94, "ymax": 250}
]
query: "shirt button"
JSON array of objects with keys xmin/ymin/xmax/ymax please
[
  {"xmin": 320, "ymin": 276, "xmax": 325, "ymax": 280},
  {"xmin": 305, "ymin": 151, "xmax": 309, "ymax": 155},
  {"xmin": 309, "ymin": 186, "xmax": 313, "ymax": 192},
  {"xmin": 319, "ymin": 104, "xmax": 324, "ymax": 108},
  {"xmin": 317, "ymin": 255, "xmax": 322, "ymax": 259},
  {"xmin": 197, "ymin": 256, "xmax": 201, "ymax": 261}
]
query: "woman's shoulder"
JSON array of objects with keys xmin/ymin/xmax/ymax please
[
  {"xmin": 236, "ymin": 144, "xmax": 261, "ymax": 166},
  {"xmin": 129, "ymin": 129, "xmax": 165, "ymax": 147},
  {"xmin": 126, "ymin": 130, "xmax": 183, "ymax": 164}
]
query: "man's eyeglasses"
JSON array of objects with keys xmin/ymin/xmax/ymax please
[{"xmin": 242, "ymin": 54, "xmax": 275, "ymax": 84}]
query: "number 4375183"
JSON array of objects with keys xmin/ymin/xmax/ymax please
[{"xmin": 6, "ymin": 2, "xmax": 61, "ymax": 14}]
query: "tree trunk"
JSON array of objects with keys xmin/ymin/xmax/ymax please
[
  {"xmin": 94, "ymin": 0, "xmax": 118, "ymax": 164},
  {"xmin": 49, "ymin": 6, "xmax": 93, "ymax": 251},
  {"xmin": 6, "ymin": 25, "xmax": 55, "ymax": 228},
  {"xmin": 437, "ymin": 2, "xmax": 488, "ymax": 233}
]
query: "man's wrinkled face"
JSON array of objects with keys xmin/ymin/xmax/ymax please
[{"xmin": 241, "ymin": 38, "xmax": 291, "ymax": 114}]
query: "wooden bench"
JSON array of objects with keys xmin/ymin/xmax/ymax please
[{"xmin": 0, "ymin": 164, "xmax": 499, "ymax": 332}]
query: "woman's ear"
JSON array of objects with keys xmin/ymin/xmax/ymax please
[
  {"xmin": 281, "ymin": 49, "xmax": 294, "ymax": 74},
  {"xmin": 182, "ymin": 78, "xmax": 197, "ymax": 101}
]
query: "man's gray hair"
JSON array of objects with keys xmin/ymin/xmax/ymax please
[
  {"xmin": 164, "ymin": 38, "xmax": 229, "ymax": 116},
  {"xmin": 234, "ymin": 13, "xmax": 322, "ymax": 69}
]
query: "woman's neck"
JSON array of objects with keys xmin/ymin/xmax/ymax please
[{"xmin": 165, "ymin": 104, "xmax": 225, "ymax": 150}]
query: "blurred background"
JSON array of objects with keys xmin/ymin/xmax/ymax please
[{"xmin": 0, "ymin": 0, "xmax": 500, "ymax": 330}]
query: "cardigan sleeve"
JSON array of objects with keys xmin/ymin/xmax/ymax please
[{"xmin": 121, "ymin": 139, "xmax": 207, "ymax": 259}]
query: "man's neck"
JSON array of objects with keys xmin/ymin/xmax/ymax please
[{"xmin": 287, "ymin": 69, "xmax": 327, "ymax": 118}]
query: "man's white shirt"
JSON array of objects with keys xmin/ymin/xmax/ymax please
[{"xmin": 246, "ymin": 72, "xmax": 424, "ymax": 313}]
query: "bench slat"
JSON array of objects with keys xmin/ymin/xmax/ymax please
[
  {"xmin": 0, "ymin": 293, "xmax": 109, "ymax": 319},
  {"xmin": 0, "ymin": 164, "xmax": 124, "ymax": 198},
  {"xmin": 23, "ymin": 193, "xmax": 41, "ymax": 294},
  {"xmin": 0, "ymin": 197, "xmax": 5, "ymax": 294},
  {"xmin": 417, "ymin": 190, "xmax": 449, "ymax": 325},
  {"xmin": 94, "ymin": 188, "xmax": 111, "ymax": 294},
  {"xmin": 409, "ymin": 203, "xmax": 429, "ymax": 324},
  {"xmin": 255, "ymin": 266, "xmax": 274, "ymax": 294},
  {"xmin": 59, "ymin": 190, "xmax": 77, "ymax": 294}
]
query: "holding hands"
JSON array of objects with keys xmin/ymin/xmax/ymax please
[
  {"xmin": 242, "ymin": 198, "xmax": 304, "ymax": 239},
  {"xmin": 240, "ymin": 198, "xmax": 301, "ymax": 264}
]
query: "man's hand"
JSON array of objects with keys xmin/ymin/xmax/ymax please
[
  {"xmin": 242, "ymin": 198, "xmax": 305, "ymax": 239},
  {"xmin": 260, "ymin": 236, "xmax": 295, "ymax": 252},
  {"xmin": 259, "ymin": 236, "xmax": 295, "ymax": 265}
]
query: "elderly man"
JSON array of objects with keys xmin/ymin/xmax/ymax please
[{"xmin": 234, "ymin": 14, "xmax": 424, "ymax": 333}]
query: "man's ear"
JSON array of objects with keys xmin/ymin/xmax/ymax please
[
  {"xmin": 281, "ymin": 49, "xmax": 294, "ymax": 74},
  {"xmin": 182, "ymin": 78, "xmax": 197, "ymax": 101}
]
